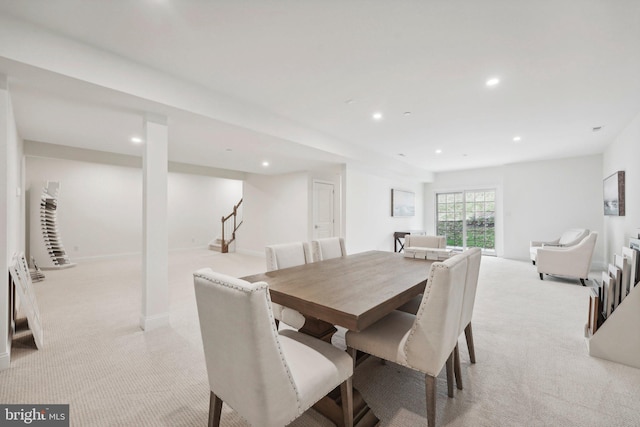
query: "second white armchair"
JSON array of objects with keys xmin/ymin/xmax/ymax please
[
  {"xmin": 537, "ymin": 232, "xmax": 597, "ymax": 286},
  {"xmin": 530, "ymin": 228, "xmax": 589, "ymax": 265}
]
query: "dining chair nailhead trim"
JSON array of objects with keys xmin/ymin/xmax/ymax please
[{"xmin": 194, "ymin": 272, "xmax": 304, "ymax": 416}]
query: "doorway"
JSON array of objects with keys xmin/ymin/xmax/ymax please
[
  {"xmin": 312, "ymin": 180, "xmax": 335, "ymax": 239},
  {"xmin": 435, "ymin": 189, "xmax": 496, "ymax": 254}
]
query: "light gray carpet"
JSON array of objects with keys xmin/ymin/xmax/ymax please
[{"xmin": 2, "ymin": 249, "xmax": 640, "ymax": 426}]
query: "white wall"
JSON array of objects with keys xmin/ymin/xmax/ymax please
[
  {"xmin": 1, "ymin": 82, "xmax": 25, "ymax": 370},
  {"xmin": 603, "ymin": 111, "xmax": 640, "ymax": 262},
  {"xmin": 26, "ymin": 156, "xmax": 242, "ymax": 260},
  {"xmin": 238, "ymin": 166, "xmax": 345, "ymax": 257},
  {"xmin": 27, "ymin": 156, "xmax": 142, "ymax": 259},
  {"xmin": 503, "ymin": 155, "xmax": 603, "ymax": 265},
  {"xmin": 168, "ymin": 172, "xmax": 242, "ymax": 250},
  {"xmin": 424, "ymin": 154, "xmax": 604, "ymax": 267},
  {"xmin": 345, "ymin": 166, "xmax": 424, "ymax": 254},
  {"xmin": 239, "ymin": 171, "xmax": 309, "ymax": 256}
]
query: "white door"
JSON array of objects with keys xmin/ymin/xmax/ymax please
[{"xmin": 313, "ymin": 181, "xmax": 334, "ymax": 239}]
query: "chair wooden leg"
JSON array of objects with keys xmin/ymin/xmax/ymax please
[
  {"xmin": 340, "ymin": 377, "xmax": 354, "ymax": 427},
  {"xmin": 445, "ymin": 352, "xmax": 454, "ymax": 398},
  {"xmin": 464, "ymin": 322, "xmax": 476, "ymax": 364},
  {"xmin": 425, "ymin": 374, "xmax": 436, "ymax": 427},
  {"xmin": 209, "ymin": 391, "xmax": 223, "ymax": 427},
  {"xmin": 347, "ymin": 346, "xmax": 357, "ymax": 371},
  {"xmin": 454, "ymin": 343, "xmax": 463, "ymax": 390}
]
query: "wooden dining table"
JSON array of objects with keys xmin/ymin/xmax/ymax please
[{"xmin": 241, "ymin": 250, "xmax": 435, "ymax": 427}]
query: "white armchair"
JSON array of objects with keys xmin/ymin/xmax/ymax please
[
  {"xmin": 530, "ymin": 228, "xmax": 589, "ymax": 265},
  {"xmin": 311, "ymin": 237, "xmax": 346, "ymax": 262},
  {"xmin": 537, "ymin": 232, "xmax": 597, "ymax": 286},
  {"xmin": 265, "ymin": 242, "xmax": 312, "ymax": 329},
  {"xmin": 194, "ymin": 269, "xmax": 353, "ymax": 427}
]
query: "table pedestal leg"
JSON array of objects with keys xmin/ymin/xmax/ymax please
[
  {"xmin": 299, "ymin": 316, "xmax": 337, "ymax": 342},
  {"xmin": 314, "ymin": 386, "xmax": 379, "ymax": 427},
  {"xmin": 299, "ymin": 317, "xmax": 380, "ymax": 426}
]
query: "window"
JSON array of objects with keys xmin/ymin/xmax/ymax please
[{"xmin": 436, "ymin": 189, "xmax": 495, "ymax": 253}]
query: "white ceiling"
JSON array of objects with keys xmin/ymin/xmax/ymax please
[{"xmin": 1, "ymin": 1, "xmax": 639, "ymax": 176}]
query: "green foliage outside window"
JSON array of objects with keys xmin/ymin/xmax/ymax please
[{"xmin": 436, "ymin": 190, "xmax": 495, "ymax": 250}]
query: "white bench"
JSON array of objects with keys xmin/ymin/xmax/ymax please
[{"xmin": 404, "ymin": 246, "xmax": 453, "ymax": 260}]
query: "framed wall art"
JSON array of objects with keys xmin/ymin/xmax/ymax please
[
  {"xmin": 603, "ymin": 171, "xmax": 625, "ymax": 216},
  {"xmin": 391, "ymin": 189, "xmax": 415, "ymax": 217}
]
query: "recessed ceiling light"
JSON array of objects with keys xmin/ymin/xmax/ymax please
[
  {"xmin": 225, "ymin": 148, "xmax": 233, "ymax": 152},
  {"xmin": 592, "ymin": 126, "xmax": 603, "ymax": 132},
  {"xmin": 345, "ymin": 99, "xmax": 355, "ymax": 105},
  {"xmin": 262, "ymin": 161, "xmax": 269, "ymax": 167},
  {"xmin": 486, "ymin": 77, "xmax": 500, "ymax": 87},
  {"xmin": 372, "ymin": 112, "xmax": 383, "ymax": 120},
  {"xmin": 435, "ymin": 149, "xmax": 442, "ymax": 154},
  {"xmin": 398, "ymin": 153, "xmax": 406, "ymax": 157},
  {"xmin": 513, "ymin": 136, "xmax": 521, "ymax": 142},
  {"xmin": 403, "ymin": 111, "xmax": 412, "ymax": 116},
  {"xmin": 130, "ymin": 136, "xmax": 143, "ymax": 144}
]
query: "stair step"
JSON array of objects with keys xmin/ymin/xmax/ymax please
[{"xmin": 208, "ymin": 238, "xmax": 223, "ymax": 252}]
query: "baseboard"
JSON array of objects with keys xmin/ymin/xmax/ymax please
[
  {"xmin": 72, "ymin": 252, "xmax": 141, "ymax": 262},
  {"xmin": 169, "ymin": 246, "xmax": 209, "ymax": 253},
  {"xmin": 70, "ymin": 246, "xmax": 211, "ymax": 262},
  {"xmin": 0, "ymin": 350, "xmax": 10, "ymax": 371},
  {"xmin": 236, "ymin": 248, "xmax": 265, "ymax": 258},
  {"xmin": 139, "ymin": 313, "xmax": 170, "ymax": 331}
]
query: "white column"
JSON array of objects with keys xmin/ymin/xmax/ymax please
[
  {"xmin": 140, "ymin": 113, "xmax": 170, "ymax": 331},
  {"xmin": 0, "ymin": 75, "xmax": 10, "ymax": 369}
]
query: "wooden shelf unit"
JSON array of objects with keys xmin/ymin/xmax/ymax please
[
  {"xmin": 29, "ymin": 181, "xmax": 76, "ymax": 270},
  {"xmin": 587, "ymin": 282, "xmax": 640, "ymax": 369},
  {"xmin": 586, "ymin": 242, "xmax": 640, "ymax": 369}
]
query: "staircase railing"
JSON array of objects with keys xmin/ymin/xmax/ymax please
[{"xmin": 220, "ymin": 198, "xmax": 243, "ymax": 253}]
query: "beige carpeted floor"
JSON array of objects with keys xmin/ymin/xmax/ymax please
[{"xmin": 3, "ymin": 249, "xmax": 640, "ymax": 426}]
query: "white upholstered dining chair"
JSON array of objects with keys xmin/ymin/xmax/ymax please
[
  {"xmin": 311, "ymin": 237, "xmax": 347, "ymax": 262},
  {"xmin": 398, "ymin": 248, "xmax": 482, "ymax": 375},
  {"xmin": 345, "ymin": 252, "xmax": 469, "ymax": 427},
  {"xmin": 397, "ymin": 235, "xmax": 450, "ymax": 315},
  {"xmin": 194, "ymin": 269, "xmax": 354, "ymax": 427},
  {"xmin": 265, "ymin": 242, "xmax": 312, "ymax": 329},
  {"xmin": 458, "ymin": 248, "xmax": 482, "ymax": 366}
]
